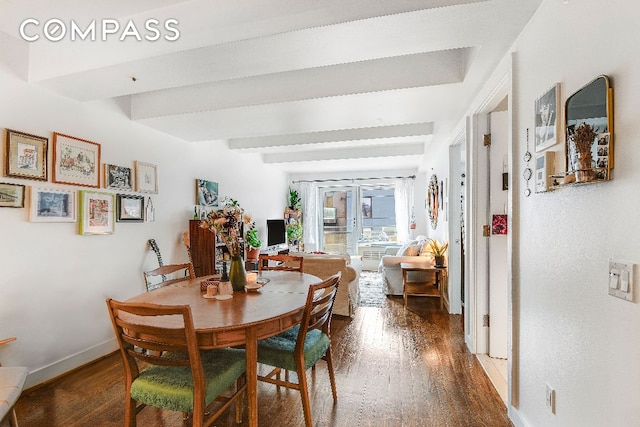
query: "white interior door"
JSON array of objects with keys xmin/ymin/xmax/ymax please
[
  {"xmin": 488, "ymin": 111, "xmax": 508, "ymax": 359},
  {"xmin": 448, "ymin": 141, "xmax": 465, "ymax": 315}
]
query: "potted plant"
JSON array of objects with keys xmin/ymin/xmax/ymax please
[
  {"xmin": 288, "ymin": 187, "xmax": 301, "ymax": 210},
  {"xmin": 245, "ymin": 227, "xmax": 262, "ymax": 261},
  {"xmin": 427, "ymin": 239, "xmax": 448, "ymax": 267}
]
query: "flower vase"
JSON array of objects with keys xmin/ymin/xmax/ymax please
[
  {"xmin": 229, "ymin": 255, "xmax": 246, "ymax": 291},
  {"xmin": 574, "ymin": 152, "xmax": 594, "ymax": 182}
]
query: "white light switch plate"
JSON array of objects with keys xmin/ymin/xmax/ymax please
[{"xmin": 609, "ymin": 260, "xmax": 634, "ymax": 302}]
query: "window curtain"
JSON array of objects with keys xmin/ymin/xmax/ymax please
[
  {"xmin": 298, "ymin": 182, "xmax": 319, "ymax": 252},
  {"xmin": 394, "ymin": 177, "xmax": 414, "ymax": 243}
]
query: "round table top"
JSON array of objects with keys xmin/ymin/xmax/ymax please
[{"xmin": 126, "ymin": 271, "xmax": 319, "ymax": 333}]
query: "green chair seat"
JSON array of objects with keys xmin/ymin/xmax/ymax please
[
  {"xmin": 257, "ymin": 325, "xmax": 330, "ymax": 372},
  {"xmin": 131, "ymin": 348, "xmax": 246, "ymax": 413}
]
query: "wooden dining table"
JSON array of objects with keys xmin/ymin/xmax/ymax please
[{"xmin": 126, "ymin": 270, "xmax": 320, "ymax": 427}]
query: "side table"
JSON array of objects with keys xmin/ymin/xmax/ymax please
[{"xmin": 400, "ymin": 262, "xmax": 446, "ymax": 309}]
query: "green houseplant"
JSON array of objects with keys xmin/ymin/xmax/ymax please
[
  {"xmin": 288, "ymin": 187, "xmax": 301, "ymax": 210},
  {"xmin": 427, "ymin": 239, "xmax": 448, "ymax": 267},
  {"xmin": 244, "ymin": 227, "xmax": 262, "ymax": 261}
]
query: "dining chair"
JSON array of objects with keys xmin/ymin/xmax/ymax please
[
  {"xmin": 0, "ymin": 337, "xmax": 29, "ymax": 427},
  {"xmin": 257, "ymin": 254, "xmax": 304, "ymax": 272},
  {"xmin": 143, "ymin": 262, "xmax": 195, "ymax": 292},
  {"xmin": 257, "ymin": 272, "xmax": 341, "ymax": 427},
  {"xmin": 106, "ymin": 299, "xmax": 247, "ymax": 427}
]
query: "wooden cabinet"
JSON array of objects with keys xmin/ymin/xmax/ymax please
[{"xmin": 189, "ymin": 220, "xmax": 217, "ymax": 277}]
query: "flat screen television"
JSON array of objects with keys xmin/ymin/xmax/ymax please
[{"xmin": 266, "ymin": 219, "xmax": 286, "ymax": 247}]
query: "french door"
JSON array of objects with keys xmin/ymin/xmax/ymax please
[{"xmin": 319, "ymin": 186, "xmax": 359, "ymax": 255}]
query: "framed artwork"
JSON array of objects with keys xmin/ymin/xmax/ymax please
[
  {"xmin": 428, "ymin": 174, "xmax": 439, "ymax": 229},
  {"xmin": 30, "ymin": 188, "xmax": 76, "ymax": 222},
  {"xmin": 116, "ymin": 194, "xmax": 145, "ymax": 222},
  {"xmin": 196, "ymin": 179, "xmax": 218, "ymax": 207},
  {"xmin": 135, "ymin": 161, "xmax": 158, "ymax": 193},
  {"xmin": 4, "ymin": 129, "xmax": 48, "ymax": 181},
  {"xmin": 0, "ymin": 182, "xmax": 25, "ymax": 208},
  {"xmin": 146, "ymin": 197, "xmax": 155, "ymax": 222},
  {"xmin": 492, "ymin": 214, "xmax": 508, "ymax": 235},
  {"xmin": 534, "ymin": 83, "xmax": 560, "ymax": 152},
  {"xmin": 361, "ymin": 196, "xmax": 372, "ymax": 218},
  {"xmin": 78, "ymin": 190, "xmax": 115, "ymax": 235},
  {"xmin": 52, "ymin": 132, "xmax": 101, "ymax": 187},
  {"xmin": 104, "ymin": 164, "xmax": 133, "ymax": 190}
]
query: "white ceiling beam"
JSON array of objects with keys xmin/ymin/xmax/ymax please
[
  {"xmin": 229, "ymin": 123, "xmax": 434, "ymax": 150},
  {"xmin": 262, "ymin": 142, "xmax": 425, "ymax": 163},
  {"xmin": 131, "ymin": 49, "xmax": 468, "ymax": 120}
]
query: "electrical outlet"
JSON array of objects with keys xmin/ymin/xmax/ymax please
[{"xmin": 546, "ymin": 384, "xmax": 556, "ymax": 414}]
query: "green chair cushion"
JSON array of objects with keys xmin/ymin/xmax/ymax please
[
  {"xmin": 257, "ymin": 326, "xmax": 330, "ymax": 372},
  {"xmin": 130, "ymin": 348, "xmax": 245, "ymax": 413}
]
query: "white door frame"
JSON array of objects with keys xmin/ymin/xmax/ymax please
[
  {"xmin": 447, "ymin": 131, "xmax": 465, "ymax": 315},
  {"xmin": 464, "ymin": 64, "xmax": 517, "ymax": 407}
]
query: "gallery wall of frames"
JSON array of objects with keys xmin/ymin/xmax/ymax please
[{"xmin": 1, "ymin": 129, "xmax": 158, "ymax": 234}]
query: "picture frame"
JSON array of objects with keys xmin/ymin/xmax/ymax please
[
  {"xmin": 78, "ymin": 190, "xmax": 115, "ymax": 235},
  {"xmin": 30, "ymin": 188, "xmax": 76, "ymax": 222},
  {"xmin": 135, "ymin": 161, "xmax": 158, "ymax": 193},
  {"xmin": 492, "ymin": 214, "xmax": 508, "ymax": 235},
  {"xmin": 195, "ymin": 179, "xmax": 218, "ymax": 206},
  {"xmin": 116, "ymin": 194, "xmax": 145, "ymax": 222},
  {"xmin": 4, "ymin": 129, "xmax": 48, "ymax": 181},
  {"xmin": 361, "ymin": 196, "xmax": 372, "ymax": 218},
  {"xmin": 0, "ymin": 182, "xmax": 25, "ymax": 208},
  {"xmin": 53, "ymin": 132, "xmax": 101, "ymax": 187},
  {"xmin": 104, "ymin": 164, "xmax": 133, "ymax": 191},
  {"xmin": 534, "ymin": 83, "xmax": 560, "ymax": 152}
]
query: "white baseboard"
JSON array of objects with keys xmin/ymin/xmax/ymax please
[
  {"xmin": 508, "ymin": 406, "xmax": 531, "ymax": 427},
  {"xmin": 24, "ymin": 338, "xmax": 118, "ymax": 389}
]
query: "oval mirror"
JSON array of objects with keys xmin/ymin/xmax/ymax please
[{"xmin": 565, "ymin": 75, "xmax": 613, "ymax": 182}]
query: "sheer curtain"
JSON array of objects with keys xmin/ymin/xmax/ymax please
[
  {"xmin": 298, "ymin": 182, "xmax": 319, "ymax": 252},
  {"xmin": 394, "ymin": 177, "xmax": 414, "ymax": 243}
]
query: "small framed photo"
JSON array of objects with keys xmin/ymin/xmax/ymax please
[
  {"xmin": 135, "ymin": 161, "xmax": 158, "ymax": 193},
  {"xmin": 116, "ymin": 194, "xmax": 145, "ymax": 222},
  {"xmin": 534, "ymin": 83, "xmax": 560, "ymax": 152},
  {"xmin": 492, "ymin": 214, "xmax": 508, "ymax": 235},
  {"xmin": 30, "ymin": 188, "xmax": 76, "ymax": 222},
  {"xmin": 104, "ymin": 164, "xmax": 133, "ymax": 191},
  {"xmin": 53, "ymin": 132, "xmax": 101, "ymax": 187},
  {"xmin": 78, "ymin": 190, "xmax": 115, "ymax": 235},
  {"xmin": 196, "ymin": 179, "xmax": 218, "ymax": 206},
  {"xmin": 4, "ymin": 129, "xmax": 48, "ymax": 181},
  {"xmin": 0, "ymin": 182, "xmax": 25, "ymax": 208}
]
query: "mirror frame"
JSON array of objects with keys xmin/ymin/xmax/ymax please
[{"xmin": 564, "ymin": 75, "xmax": 614, "ymax": 181}]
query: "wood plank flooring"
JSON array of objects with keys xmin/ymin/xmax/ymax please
[{"xmin": 14, "ymin": 297, "xmax": 512, "ymax": 426}]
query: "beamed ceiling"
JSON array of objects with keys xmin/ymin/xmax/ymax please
[{"xmin": 0, "ymin": 0, "xmax": 542, "ymax": 174}]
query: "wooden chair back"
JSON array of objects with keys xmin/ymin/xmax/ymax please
[
  {"xmin": 106, "ymin": 300, "xmax": 208, "ymax": 424},
  {"xmin": 258, "ymin": 254, "xmax": 304, "ymax": 272},
  {"xmin": 143, "ymin": 263, "xmax": 195, "ymax": 292},
  {"xmin": 296, "ymin": 272, "xmax": 341, "ymax": 346}
]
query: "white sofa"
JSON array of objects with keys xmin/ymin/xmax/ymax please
[{"xmin": 378, "ymin": 240, "xmax": 434, "ymax": 295}]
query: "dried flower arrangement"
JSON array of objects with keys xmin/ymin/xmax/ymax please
[{"xmin": 200, "ymin": 197, "xmax": 254, "ymax": 258}]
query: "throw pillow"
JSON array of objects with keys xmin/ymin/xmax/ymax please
[
  {"xmin": 404, "ymin": 245, "xmax": 420, "ymax": 256},
  {"xmin": 396, "ymin": 241, "xmax": 417, "ymax": 256}
]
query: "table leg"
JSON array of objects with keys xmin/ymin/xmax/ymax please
[{"xmin": 246, "ymin": 326, "xmax": 258, "ymax": 427}]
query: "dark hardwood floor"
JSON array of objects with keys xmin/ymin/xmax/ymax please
[{"xmin": 15, "ymin": 296, "xmax": 512, "ymax": 427}]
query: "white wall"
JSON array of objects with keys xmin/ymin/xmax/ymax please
[
  {"xmin": 426, "ymin": 1, "xmax": 640, "ymax": 425},
  {"xmin": 0, "ymin": 36, "xmax": 287, "ymax": 387},
  {"xmin": 509, "ymin": 1, "xmax": 640, "ymax": 425}
]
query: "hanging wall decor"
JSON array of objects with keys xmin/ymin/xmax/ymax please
[{"xmin": 428, "ymin": 174, "xmax": 439, "ymax": 229}]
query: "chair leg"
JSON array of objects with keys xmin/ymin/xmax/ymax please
[
  {"xmin": 235, "ymin": 376, "xmax": 245, "ymax": 423},
  {"xmin": 324, "ymin": 347, "xmax": 338, "ymax": 402},
  {"xmin": 124, "ymin": 397, "xmax": 137, "ymax": 427},
  {"xmin": 296, "ymin": 361, "xmax": 313, "ymax": 427}
]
